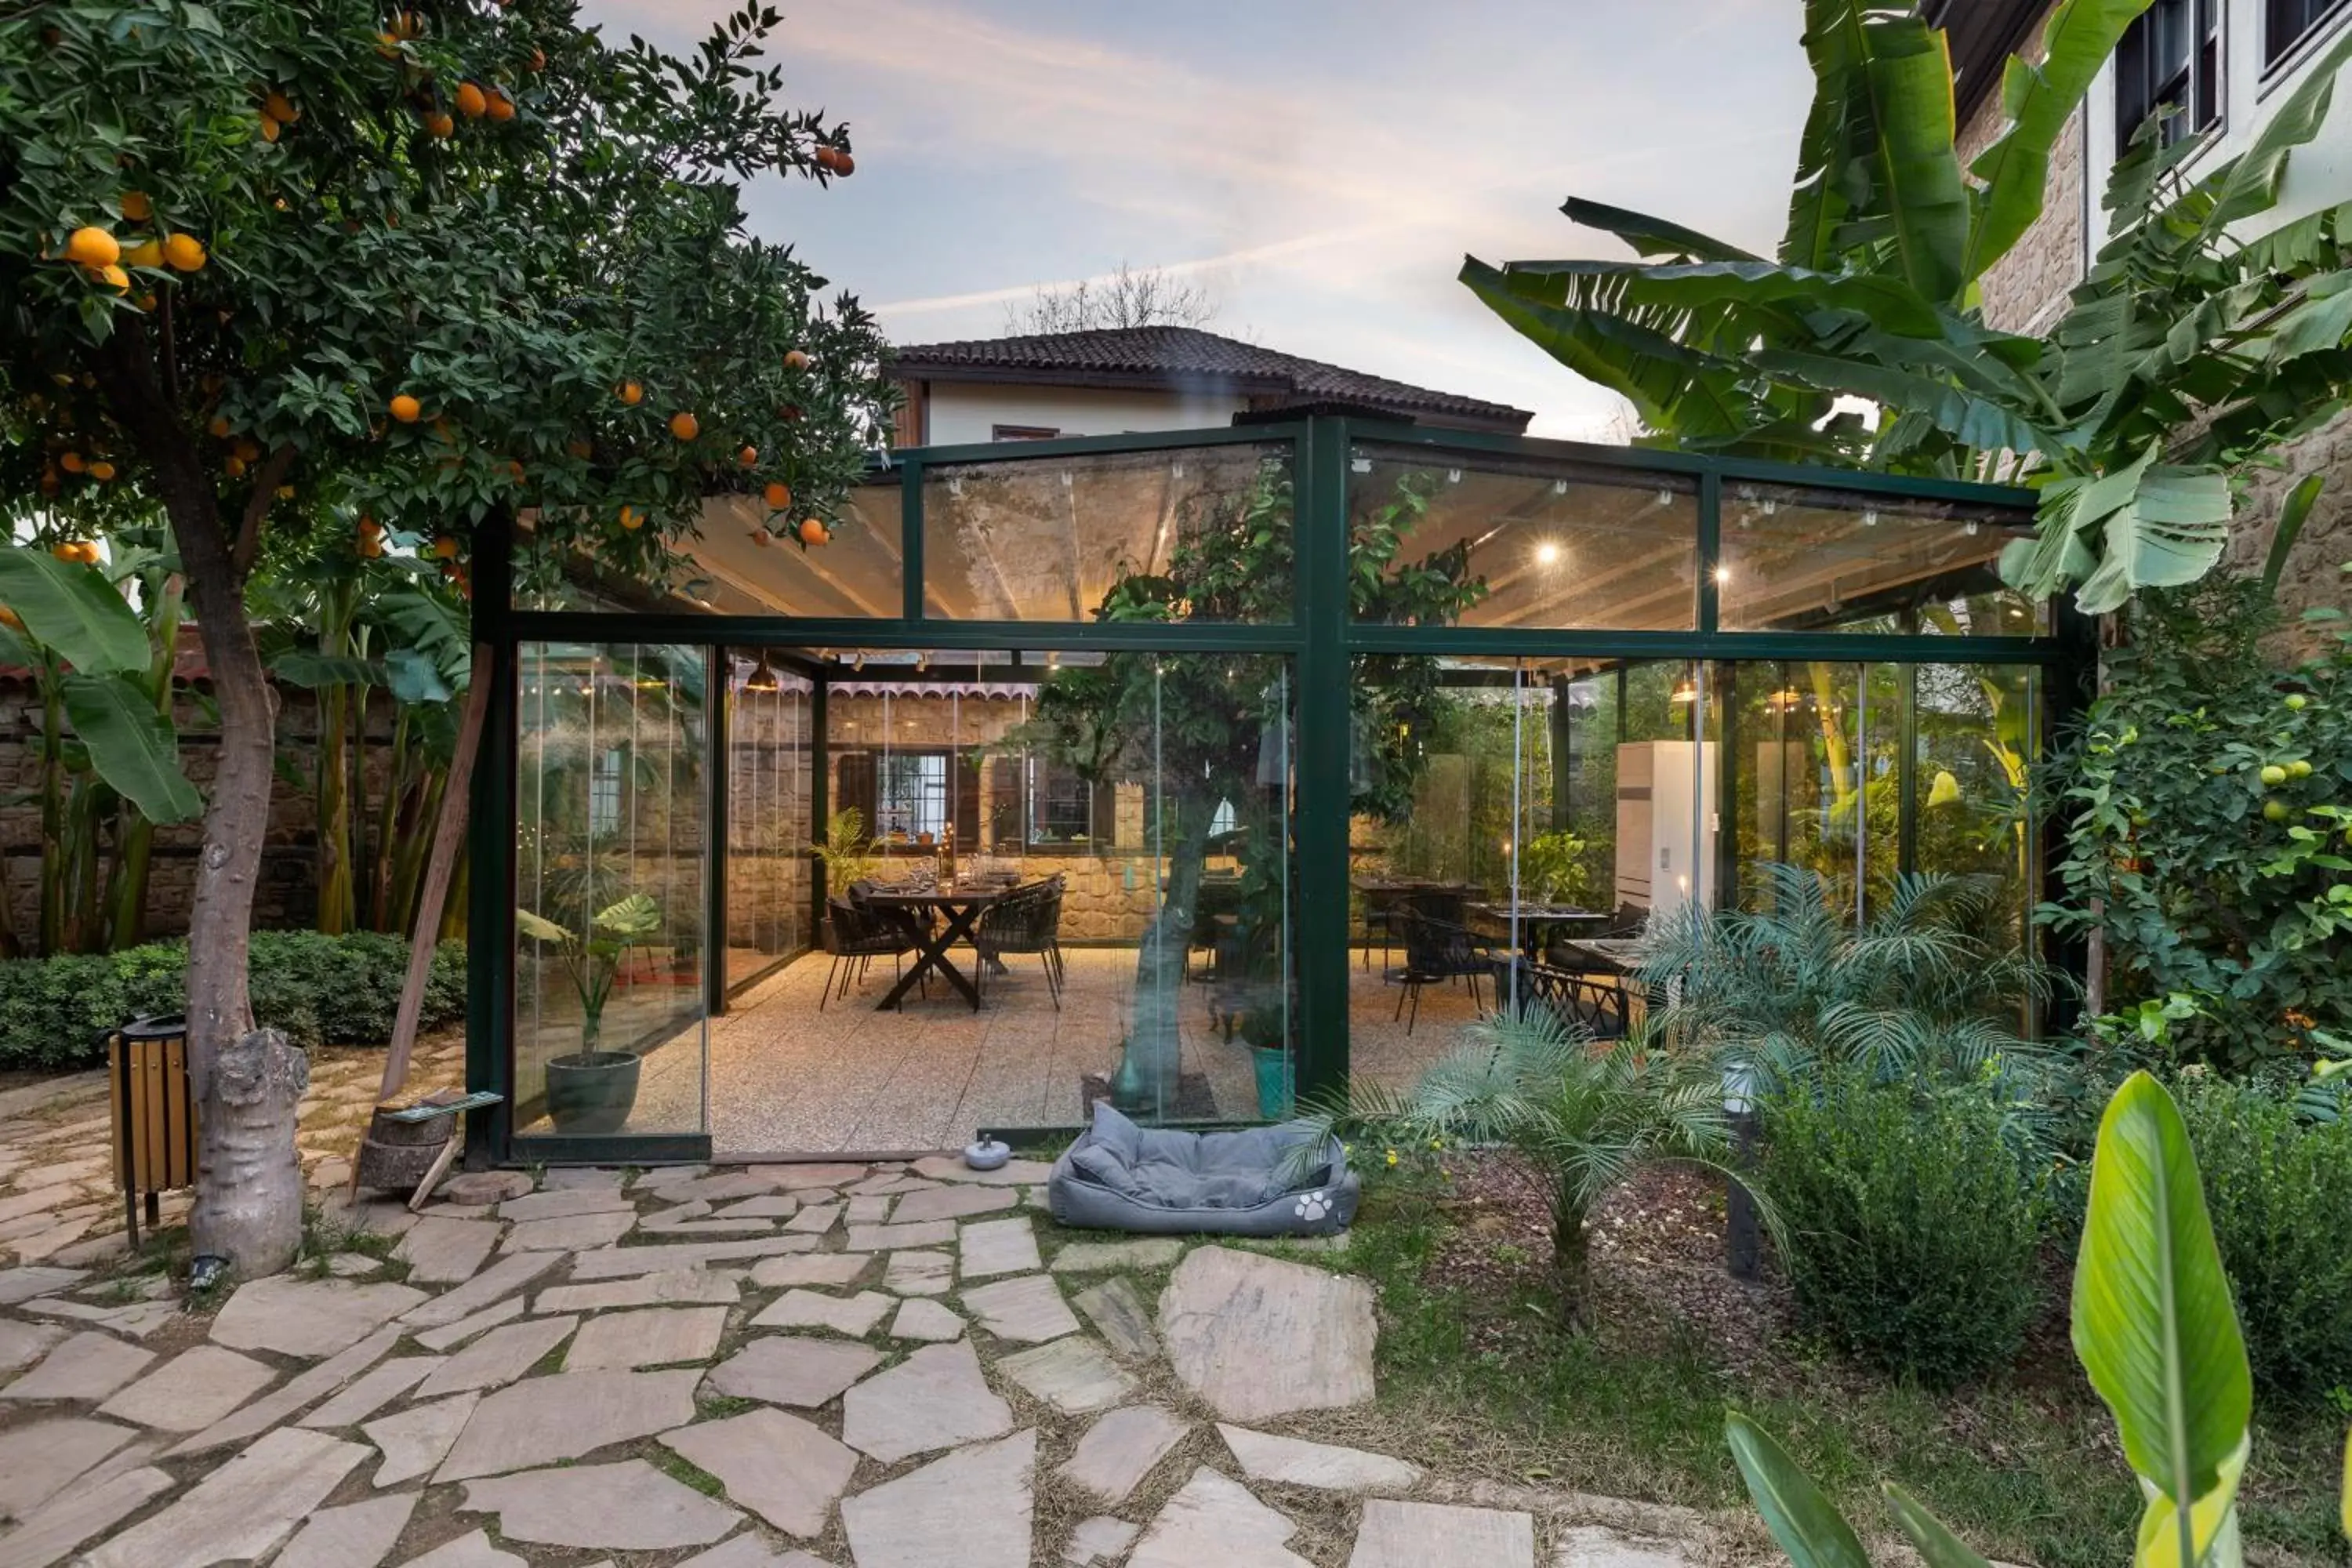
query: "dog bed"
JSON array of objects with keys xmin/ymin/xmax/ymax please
[{"xmin": 1047, "ymin": 1100, "xmax": 1359, "ymax": 1236}]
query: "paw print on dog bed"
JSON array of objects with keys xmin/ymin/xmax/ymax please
[{"xmin": 1294, "ymin": 1190, "xmax": 1330, "ymax": 1223}]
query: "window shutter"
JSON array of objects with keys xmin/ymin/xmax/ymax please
[{"xmin": 835, "ymin": 751, "xmax": 878, "ymax": 832}]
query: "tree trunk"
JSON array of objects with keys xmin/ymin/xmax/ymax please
[
  {"xmin": 90, "ymin": 328, "xmax": 304, "ymax": 1278},
  {"xmin": 1120, "ymin": 789, "xmax": 1214, "ymax": 1112},
  {"xmin": 317, "ymin": 681, "xmax": 354, "ymax": 934},
  {"xmin": 37, "ymin": 667, "xmax": 64, "ymax": 956},
  {"xmin": 1552, "ymin": 1200, "xmax": 1594, "ymax": 1330}
]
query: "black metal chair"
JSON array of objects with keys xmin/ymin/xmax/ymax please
[
  {"xmin": 1508, "ymin": 958, "xmax": 1630, "ymax": 1040},
  {"xmin": 822, "ymin": 896, "xmax": 920, "ymax": 1010},
  {"xmin": 1390, "ymin": 906, "xmax": 1497, "ymax": 1033},
  {"xmin": 975, "ymin": 877, "xmax": 1065, "ymax": 1008}
]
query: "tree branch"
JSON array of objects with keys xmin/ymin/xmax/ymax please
[{"xmin": 233, "ymin": 445, "xmax": 296, "ymax": 579}]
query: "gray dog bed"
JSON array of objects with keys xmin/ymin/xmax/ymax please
[{"xmin": 1047, "ymin": 1102, "xmax": 1359, "ymax": 1237}]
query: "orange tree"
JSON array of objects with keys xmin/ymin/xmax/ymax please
[{"xmin": 0, "ymin": 0, "xmax": 891, "ymax": 1274}]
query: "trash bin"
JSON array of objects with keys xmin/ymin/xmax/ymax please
[{"xmin": 105, "ymin": 1014, "xmax": 197, "ymax": 1249}]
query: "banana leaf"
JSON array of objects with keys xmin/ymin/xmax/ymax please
[
  {"xmin": 1859, "ymin": 12, "xmax": 1969, "ymax": 305},
  {"xmin": 0, "ymin": 550, "xmax": 147, "ymax": 676},
  {"xmin": 1725, "ymin": 1411, "xmax": 1873, "ymax": 1568},
  {"xmin": 57, "ymin": 672, "xmax": 201, "ymax": 824}
]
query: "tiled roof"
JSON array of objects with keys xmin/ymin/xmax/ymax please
[{"xmin": 889, "ymin": 325, "xmax": 1532, "ymax": 431}]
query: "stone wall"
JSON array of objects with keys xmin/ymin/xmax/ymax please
[{"xmin": 0, "ymin": 680, "xmax": 375, "ymax": 946}]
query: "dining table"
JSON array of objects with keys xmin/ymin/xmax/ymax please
[
  {"xmin": 1467, "ymin": 902, "xmax": 1610, "ymax": 957},
  {"xmin": 855, "ymin": 884, "xmax": 1010, "ymax": 1012},
  {"xmin": 1557, "ymin": 936, "xmax": 1650, "ymax": 974}
]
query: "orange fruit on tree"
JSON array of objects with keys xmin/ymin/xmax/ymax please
[
  {"xmin": 425, "ymin": 111, "xmax": 455, "ymax": 139},
  {"xmin": 783, "ymin": 348, "xmax": 811, "ymax": 371},
  {"xmin": 59, "ymin": 451, "xmax": 85, "ymax": 473},
  {"xmin": 233, "ymin": 436, "xmax": 261, "ymax": 462},
  {"xmin": 737, "ymin": 444, "xmax": 758, "ymax": 466},
  {"xmin": 224, "ymin": 454, "xmax": 248, "ymax": 477},
  {"xmin": 389, "ymin": 393, "xmax": 423, "ymax": 423},
  {"xmin": 358, "ymin": 515, "xmax": 382, "ymax": 537},
  {"xmin": 432, "ymin": 535, "xmax": 459, "ymax": 559},
  {"xmin": 813, "ymin": 146, "xmax": 841, "ymax": 172},
  {"xmin": 360, "ymin": 537, "xmax": 385, "ymax": 560},
  {"xmin": 507, "ymin": 459, "xmax": 526, "ymax": 482},
  {"xmin": 797, "ymin": 517, "xmax": 829, "ymax": 546},
  {"xmin": 617, "ymin": 380, "xmax": 643, "ymax": 405},
  {"xmin": 122, "ymin": 238, "xmax": 162, "ymax": 267},
  {"xmin": 833, "ymin": 152, "xmax": 855, "ymax": 176},
  {"xmin": 566, "ymin": 437, "xmax": 593, "ymax": 459},
  {"xmin": 38, "ymin": 473, "xmax": 58, "ymax": 497},
  {"xmin": 619, "ymin": 505, "xmax": 644, "ymax": 531},
  {"xmin": 668, "ymin": 411, "xmax": 699, "ymax": 441},
  {"xmin": 264, "ymin": 90, "xmax": 299, "ymax": 124},
  {"xmin": 98, "ymin": 264, "xmax": 128, "ymax": 292},
  {"xmin": 762, "ymin": 481, "xmax": 792, "ymax": 510},
  {"xmin": 486, "ymin": 90, "xmax": 515, "ymax": 122},
  {"xmin": 64, "ymin": 227, "xmax": 118, "ymax": 268},
  {"xmin": 528, "ymin": 46, "xmax": 546, "ymax": 71},
  {"xmin": 88, "ymin": 460, "xmax": 116, "ymax": 481},
  {"xmin": 455, "ymin": 81, "xmax": 487, "ymax": 118},
  {"xmin": 120, "ymin": 191, "xmax": 151, "ymax": 222},
  {"xmin": 375, "ymin": 31, "xmax": 401, "ymax": 57},
  {"xmin": 275, "ymin": 484, "xmax": 296, "ymax": 500},
  {"xmin": 208, "ymin": 414, "xmax": 232, "ymax": 438},
  {"xmin": 260, "ymin": 113, "xmax": 281, "ymax": 143},
  {"xmin": 162, "ymin": 233, "xmax": 206, "ymax": 270}
]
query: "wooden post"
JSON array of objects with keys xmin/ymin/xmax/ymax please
[{"xmin": 375, "ymin": 646, "xmax": 495, "ymax": 1106}]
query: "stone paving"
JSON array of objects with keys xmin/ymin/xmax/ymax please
[{"xmin": 0, "ymin": 1045, "xmax": 1715, "ymax": 1567}]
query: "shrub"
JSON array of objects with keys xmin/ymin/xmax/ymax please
[
  {"xmin": 2177, "ymin": 1076, "xmax": 2352, "ymax": 1405},
  {"xmin": 0, "ymin": 934, "xmax": 466, "ymax": 1070},
  {"xmin": 1763, "ymin": 1073, "xmax": 2049, "ymax": 1388}
]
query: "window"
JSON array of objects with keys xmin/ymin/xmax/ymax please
[
  {"xmin": 875, "ymin": 753, "xmax": 949, "ymax": 842},
  {"xmin": 990, "ymin": 424, "xmax": 1060, "ymax": 442},
  {"xmin": 2269, "ymin": 0, "xmax": 2349, "ymax": 65},
  {"xmin": 588, "ymin": 746, "xmax": 624, "ymax": 836},
  {"xmin": 1026, "ymin": 757, "xmax": 1094, "ymax": 846},
  {"xmin": 2117, "ymin": 0, "xmax": 2221, "ymax": 146}
]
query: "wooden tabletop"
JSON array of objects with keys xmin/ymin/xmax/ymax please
[
  {"xmin": 857, "ymin": 886, "xmax": 1009, "ymax": 909},
  {"xmin": 1559, "ymin": 938, "xmax": 1648, "ymax": 971}
]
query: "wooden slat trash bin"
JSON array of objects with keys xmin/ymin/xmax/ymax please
[{"xmin": 106, "ymin": 1015, "xmax": 196, "ymax": 1251}]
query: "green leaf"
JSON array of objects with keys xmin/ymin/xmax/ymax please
[
  {"xmin": 383, "ymin": 647, "xmax": 452, "ymax": 705},
  {"xmin": 57, "ymin": 673, "xmax": 202, "ymax": 824},
  {"xmin": 593, "ymin": 891, "xmax": 662, "ymax": 936},
  {"xmin": 1965, "ymin": 0, "xmax": 2156, "ymax": 282},
  {"xmin": 0, "ymin": 549, "xmax": 148, "ymax": 676},
  {"xmin": 514, "ymin": 908, "xmax": 571, "ymax": 944},
  {"xmin": 1501, "ymin": 257, "xmax": 1944, "ymax": 339},
  {"xmin": 1748, "ymin": 347, "xmax": 2052, "ymax": 455},
  {"xmin": 1724, "ymin": 1412, "xmax": 1873, "ymax": 1568},
  {"xmin": 2261, "ymin": 475, "xmax": 2324, "ymax": 604},
  {"xmin": 2071, "ymin": 1072, "xmax": 2252, "ymax": 1568},
  {"xmin": 1884, "ymin": 1483, "xmax": 1994, "ymax": 1568},
  {"xmin": 1563, "ymin": 198, "xmax": 1761, "ymax": 263},
  {"xmin": 2075, "ymin": 464, "xmax": 2233, "ymax": 614},
  {"xmin": 1860, "ymin": 13, "xmax": 1970, "ymax": 305},
  {"xmin": 1783, "ymin": 0, "xmax": 1876, "ymax": 270},
  {"xmin": 2193, "ymin": 28, "xmax": 2352, "ymax": 239},
  {"xmin": 270, "ymin": 652, "xmax": 384, "ymax": 689}
]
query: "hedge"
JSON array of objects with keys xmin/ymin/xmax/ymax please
[{"xmin": 0, "ymin": 931, "xmax": 466, "ymax": 1071}]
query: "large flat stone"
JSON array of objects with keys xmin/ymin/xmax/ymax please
[
  {"xmin": 839, "ymin": 1429, "xmax": 1034, "ymax": 1568},
  {"xmin": 434, "ymin": 1367, "xmax": 702, "ymax": 1480},
  {"xmin": 566, "ymin": 1235, "xmax": 815, "ymax": 1277},
  {"xmin": 364, "ymin": 1392, "xmax": 477, "ymax": 1486},
  {"xmin": 0, "ymin": 1266, "xmax": 85, "ymax": 1305},
  {"xmin": 460, "ymin": 1457, "xmax": 740, "ymax": 1550},
  {"xmin": 911, "ymin": 1154, "xmax": 1054, "ymax": 1186},
  {"xmin": 768, "ymin": 1161, "xmax": 867, "ymax": 1189},
  {"xmin": 651, "ymin": 1171, "xmax": 782, "ymax": 1205},
  {"xmin": 1159, "ymin": 1246, "xmax": 1374, "ymax": 1421},
  {"xmin": 1127, "ymin": 1465, "xmax": 1308, "ymax": 1568},
  {"xmin": 212, "ymin": 1276, "xmax": 426, "ymax": 1357},
  {"xmin": 840, "ymin": 1338, "xmax": 1012, "ymax": 1463},
  {"xmin": 83, "ymin": 1425, "xmax": 369, "ymax": 1568},
  {"xmin": 750, "ymin": 1252, "xmax": 869, "ymax": 1290},
  {"xmin": 567, "ymin": 1305, "xmax": 730, "ymax": 1369},
  {"xmin": 0, "ymin": 1415, "xmax": 134, "ymax": 1522},
  {"xmin": 0, "ymin": 1464, "xmax": 172, "ymax": 1568},
  {"xmin": 394, "ymin": 1215, "xmax": 503, "ymax": 1284},
  {"xmin": 296, "ymin": 1356, "xmax": 436, "ymax": 1428},
  {"xmin": 751, "ymin": 1289, "xmax": 892, "ymax": 1338},
  {"xmin": 888, "ymin": 1298, "xmax": 965, "ymax": 1342},
  {"xmin": 713, "ymin": 1193, "xmax": 802, "ymax": 1218},
  {"xmin": 997, "ymin": 1336, "xmax": 1135, "ymax": 1415},
  {"xmin": 94, "ymin": 1344, "xmax": 276, "ymax": 1432},
  {"xmin": 501, "ymin": 1210, "xmax": 635, "ymax": 1251},
  {"xmin": 783, "ymin": 1201, "xmax": 841, "ymax": 1234},
  {"xmin": 394, "ymin": 1529, "xmax": 524, "ymax": 1568},
  {"xmin": 659, "ymin": 1406, "xmax": 857, "ymax": 1537},
  {"xmin": 397, "ymin": 1251, "xmax": 560, "ymax": 1329},
  {"xmin": 1219, "ymin": 1425, "xmax": 1425, "ymax": 1491},
  {"xmin": 0, "ymin": 1329, "xmax": 151, "ymax": 1401},
  {"xmin": 1051, "ymin": 1238, "xmax": 1185, "ymax": 1273},
  {"xmin": 413, "ymin": 1314, "xmax": 576, "ymax": 1399},
  {"xmin": 1066, "ymin": 1515, "xmax": 1142, "ymax": 1566},
  {"xmin": 1057, "ymin": 1404, "xmax": 1189, "ymax": 1504},
  {"xmin": 498, "ymin": 1186, "xmax": 635, "ymax": 1221},
  {"xmin": 539, "ymin": 1165, "xmax": 627, "ymax": 1191},
  {"xmin": 1070, "ymin": 1276, "xmax": 1160, "ymax": 1362},
  {"xmin": 890, "ymin": 1185, "xmax": 1018, "ymax": 1225},
  {"xmin": 0, "ymin": 1316, "xmax": 66, "ymax": 1374},
  {"xmin": 956, "ymin": 1217, "xmax": 1040, "ymax": 1279},
  {"xmin": 961, "ymin": 1273, "xmax": 1080, "ymax": 1342},
  {"xmin": 883, "ymin": 1250, "xmax": 953, "ymax": 1295},
  {"xmin": 535, "ymin": 1268, "xmax": 742, "ymax": 1313},
  {"xmin": 677, "ymin": 1537, "xmax": 837, "ymax": 1568},
  {"xmin": 1348, "ymin": 1500, "xmax": 1536, "ymax": 1568},
  {"xmin": 704, "ymin": 1335, "xmax": 879, "ymax": 1410},
  {"xmin": 843, "ymin": 1220, "xmax": 956, "ymax": 1252},
  {"xmin": 272, "ymin": 1492, "xmax": 417, "ymax": 1568},
  {"xmin": 413, "ymin": 1295, "xmax": 523, "ymax": 1352},
  {"xmin": 169, "ymin": 1323, "xmax": 402, "ymax": 1457},
  {"xmin": 1553, "ymin": 1524, "xmax": 1703, "ymax": 1568}
]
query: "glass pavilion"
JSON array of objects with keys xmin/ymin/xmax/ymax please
[{"xmin": 463, "ymin": 416, "xmax": 2091, "ymax": 1166}]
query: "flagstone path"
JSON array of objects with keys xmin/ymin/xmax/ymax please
[{"xmin": 0, "ymin": 1044, "xmax": 1716, "ymax": 1566}]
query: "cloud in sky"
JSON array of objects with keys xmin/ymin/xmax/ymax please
[{"xmin": 585, "ymin": 0, "xmax": 1817, "ymax": 437}]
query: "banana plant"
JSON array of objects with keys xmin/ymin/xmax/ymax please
[
  {"xmin": 1463, "ymin": 0, "xmax": 2352, "ymax": 613},
  {"xmin": 0, "ymin": 539, "xmax": 200, "ymax": 955},
  {"xmin": 514, "ymin": 892, "xmax": 662, "ymax": 1052},
  {"xmin": 1724, "ymin": 1071, "xmax": 2351, "ymax": 1568}
]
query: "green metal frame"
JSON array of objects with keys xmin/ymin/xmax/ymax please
[{"xmin": 470, "ymin": 414, "xmax": 2093, "ymax": 1165}]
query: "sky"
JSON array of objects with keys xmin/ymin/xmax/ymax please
[{"xmin": 582, "ymin": 0, "xmax": 1820, "ymax": 439}]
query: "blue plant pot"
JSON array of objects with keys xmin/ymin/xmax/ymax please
[{"xmin": 1251, "ymin": 1047, "xmax": 1293, "ymax": 1121}]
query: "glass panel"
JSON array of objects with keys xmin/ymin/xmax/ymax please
[
  {"xmin": 1736, "ymin": 662, "xmax": 1864, "ymax": 913},
  {"xmin": 724, "ymin": 654, "xmax": 814, "ymax": 996},
  {"xmin": 1719, "ymin": 483, "xmax": 2041, "ymax": 633},
  {"xmin": 1348, "ymin": 445, "xmax": 1700, "ymax": 629},
  {"xmin": 514, "ymin": 642, "xmax": 708, "ymax": 1139},
  {"xmin": 920, "ymin": 443, "xmax": 1294, "ymax": 622},
  {"xmin": 514, "ymin": 477, "xmax": 906, "ymax": 616},
  {"xmin": 1915, "ymin": 664, "xmax": 2038, "ymax": 948}
]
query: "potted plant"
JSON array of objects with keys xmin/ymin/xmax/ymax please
[{"xmin": 516, "ymin": 891, "xmax": 662, "ymax": 1134}]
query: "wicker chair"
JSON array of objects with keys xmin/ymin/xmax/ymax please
[
  {"xmin": 822, "ymin": 896, "xmax": 920, "ymax": 1010},
  {"xmin": 975, "ymin": 877, "xmax": 1066, "ymax": 1008},
  {"xmin": 1389, "ymin": 906, "xmax": 1497, "ymax": 1033}
]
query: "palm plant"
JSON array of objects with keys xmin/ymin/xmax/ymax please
[
  {"xmin": 1336, "ymin": 1008, "xmax": 1766, "ymax": 1325},
  {"xmin": 1639, "ymin": 862, "xmax": 2056, "ymax": 1104},
  {"xmin": 514, "ymin": 892, "xmax": 662, "ymax": 1053},
  {"xmin": 811, "ymin": 808, "xmax": 881, "ymax": 891}
]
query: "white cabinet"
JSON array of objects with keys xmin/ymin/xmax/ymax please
[{"xmin": 1614, "ymin": 740, "xmax": 1718, "ymax": 922}]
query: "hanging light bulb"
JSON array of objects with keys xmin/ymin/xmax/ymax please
[
  {"xmin": 1534, "ymin": 541, "xmax": 1563, "ymax": 567},
  {"xmin": 1669, "ymin": 674, "xmax": 1699, "ymax": 705}
]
